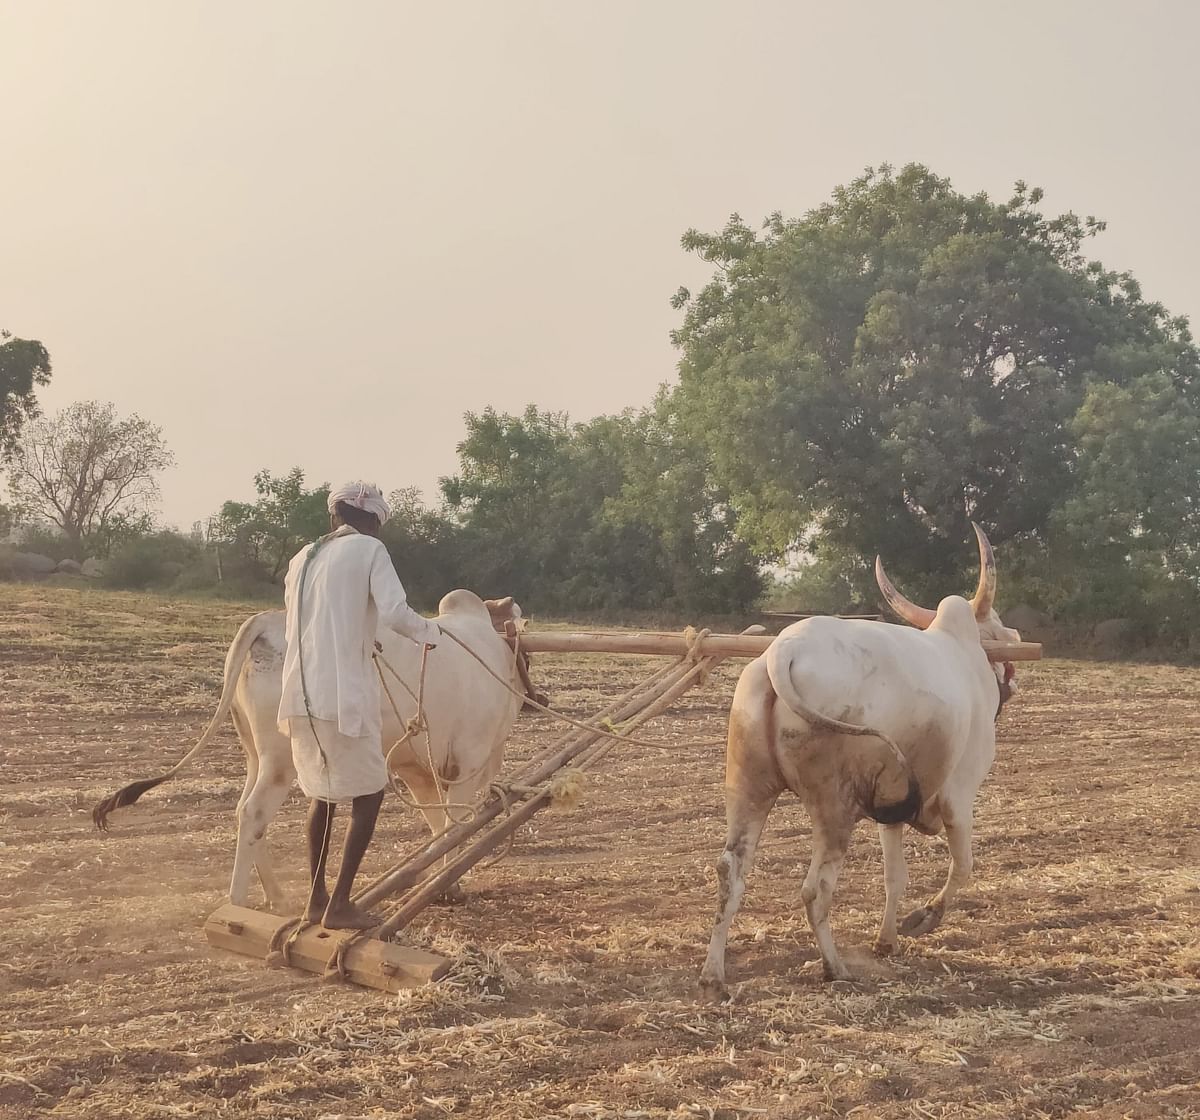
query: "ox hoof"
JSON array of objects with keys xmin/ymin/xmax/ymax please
[
  {"xmin": 899, "ymin": 905, "xmax": 942, "ymax": 937},
  {"xmin": 821, "ymin": 962, "xmax": 853, "ymax": 983},
  {"xmin": 697, "ymin": 976, "xmax": 730, "ymax": 1004},
  {"xmin": 872, "ymin": 938, "xmax": 896, "ymax": 958}
]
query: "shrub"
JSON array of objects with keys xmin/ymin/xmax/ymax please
[{"xmin": 102, "ymin": 532, "xmax": 203, "ymax": 590}]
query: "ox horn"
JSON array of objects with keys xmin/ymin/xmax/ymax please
[
  {"xmin": 875, "ymin": 555, "xmax": 936, "ymax": 630},
  {"xmin": 970, "ymin": 521, "xmax": 997, "ymax": 620}
]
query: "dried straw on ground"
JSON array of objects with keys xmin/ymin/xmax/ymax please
[{"xmin": 1, "ymin": 586, "xmax": 1198, "ymax": 1118}]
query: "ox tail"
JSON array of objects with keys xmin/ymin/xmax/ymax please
[
  {"xmin": 764, "ymin": 644, "xmax": 921, "ymax": 827},
  {"xmin": 92, "ymin": 611, "xmax": 274, "ymax": 831}
]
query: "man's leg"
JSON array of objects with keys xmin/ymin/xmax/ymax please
[
  {"xmin": 304, "ymin": 798, "xmax": 335, "ymax": 923},
  {"xmin": 322, "ymin": 788, "xmax": 385, "ymax": 930}
]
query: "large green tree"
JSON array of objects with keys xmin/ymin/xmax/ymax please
[
  {"xmin": 0, "ymin": 330, "xmax": 52, "ymax": 458},
  {"xmin": 441, "ymin": 404, "xmax": 762, "ymax": 614},
  {"xmin": 380, "ymin": 485, "xmax": 465, "ymax": 611},
  {"xmin": 441, "ymin": 405, "xmax": 575, "ymax": 601},
  {"xmin": 216, "ymin": 468, "xmax": 330, "ymax": 582},
  {"xmin": 669, "ymin": 164, "xmax": 1200, "ymax": 606}
]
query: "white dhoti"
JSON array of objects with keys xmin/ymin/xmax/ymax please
[{"xmin": 288, "ymin": 718, "xmax": 387, "ymax": 803}]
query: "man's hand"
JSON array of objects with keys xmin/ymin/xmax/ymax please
[{"xmin": 423, "ymin": 623, "xmax": 444, "ymax": 652}]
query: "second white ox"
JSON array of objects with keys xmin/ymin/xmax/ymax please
[
  {"xmin": 94, "ymin": 590, "xmax": 529, "ymax": 910},
  {"xmin": 700, "ymin": 525, "xmax": 1019, "ymax": 997}
]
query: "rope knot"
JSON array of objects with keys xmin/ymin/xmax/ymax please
[
  {"xmin": 547, "ymin": 767, "xmax": 585, "ymax": 811},
  {"xmin": 325, "ymin": 929, "xmax": 374, "ymax": 983},
  {"xmin": 266, "ymin": 916, "xmax": 307, "ymax": 969},
  {"xmin": 682, "ymin": 626, "xmax": 712, "ymax": 664}
]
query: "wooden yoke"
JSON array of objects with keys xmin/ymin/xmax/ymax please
[{"xmin": 510, "ymin": 630, "xmax": 1042, "ymax": 663}]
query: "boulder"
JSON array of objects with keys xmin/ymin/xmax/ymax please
[
  {"xmin": 56, "ymin": 558, "xmax": 83, "ymax": 575},
  {"xmin": 1002, "ymin": 604, "xmax": 1053, "ymax": 635},
  {"xmin": 11, "ymin": 552, "xmax": 57, "ymax": 575},
  {"xmin": 81, "ymin": 558, "xmax": 106, "ymax": 579}
]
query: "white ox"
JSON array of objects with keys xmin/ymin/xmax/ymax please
[
  {"xmin": 699, "ymin": 526, "xmax": 1019, "ymax": 998},
  {"xmin": 94, "ymin": 590, "xmax": 533, "ymax": 910}
]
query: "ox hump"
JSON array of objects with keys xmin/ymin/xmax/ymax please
[
  {"xmin": 435, "ymin": 588, "xmax": 490, "ymax": 620},
  {"xmin": 928, "ymin": 596, "xmax": 981, "ymax": 643}
]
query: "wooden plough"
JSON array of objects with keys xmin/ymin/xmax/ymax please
[{"xmin": 204, "ymin": 625, "xmax": 1042, "ymax": 992}]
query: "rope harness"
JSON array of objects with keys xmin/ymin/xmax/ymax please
[
  {"xmin": 367, "ymin": 623, "xmax": 726, "ymax": 826},
  {"xmin": 278, "ymin": 566, "xmax": 728, "ymax": 978},
  {"xmin": 374, "ymin": 643, "xmax": 498, "ymax": 824},
  {"xmin": 435, "ymin": 624, "xmax": 726, "ymax": 752}
]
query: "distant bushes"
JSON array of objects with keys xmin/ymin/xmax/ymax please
[{"xmin": 97, "ymin": 531, "xmax": 281, "ymax": 600}]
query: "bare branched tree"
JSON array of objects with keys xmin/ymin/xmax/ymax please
[{"xmin": 8, "ymin": 400, "xmax": 174, "ymax": 555}]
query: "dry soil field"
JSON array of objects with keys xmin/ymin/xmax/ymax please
[{"xmin": 2, "ymin": 584, "xmax": 1199, "ymax": 1119}]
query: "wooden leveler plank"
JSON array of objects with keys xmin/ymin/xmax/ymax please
[{"xmin": 204, "ymin": 904, "xmax": 450, "ymax": 993}]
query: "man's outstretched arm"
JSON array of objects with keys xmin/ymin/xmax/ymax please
[{"xmin": 368, "ymin": 544, "xmax": 440, "ymax": 647}]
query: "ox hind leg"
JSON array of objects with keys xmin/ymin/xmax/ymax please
[
  {"xmin": 799, "ymin": 804, "xmax": 856, "ymax": 981},
  {"xmin": 874, "ymin": 822, "xmax": 908, "ymax": 957},
  {"xmin": 699, "ymin": 786, "xmax": 778, "ymax": 1002},
  {"xmin": 899, "ymin": 788, "xmax": 974, "ymax": 938},
  {"xmin": 700, "ymin": 665, "xmax": 784, "ymax": 1001},
  {"xmin": 229, "ymin": 713, "xmax": 295, "ymax": 911}
]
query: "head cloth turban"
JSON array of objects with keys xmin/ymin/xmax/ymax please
[{"xmin": 327, "ymin": 481, "xmax": 391, "ymax": 526}]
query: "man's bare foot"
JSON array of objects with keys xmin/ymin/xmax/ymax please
[
  {"xmin": 321, "ymin": 901, "xmax": 382, "ymax": 931},
  {"xmin": 305, "ymin": 893, "xmax": 330, "ymax": 924}
]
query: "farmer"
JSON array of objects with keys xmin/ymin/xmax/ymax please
[{"xmin": 278, "ymin": 481, "xmax": 440, "ymax": 930}]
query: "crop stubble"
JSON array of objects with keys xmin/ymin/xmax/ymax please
[{"xmin": 1, "ymin": 585, "xmax": 1198, "ymax": 1118}]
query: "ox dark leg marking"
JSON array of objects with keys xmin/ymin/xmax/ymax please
[
  {"xmin": 699, "ymin": 794, "xmax": 777, "ymax": 1002},
  {"xmin": 229, "ymin": 762, "xmax": 293, "ymax": 908},
  {"xmin": 230, "ymin": 707, "xmax": 286, "ymax": 910}
]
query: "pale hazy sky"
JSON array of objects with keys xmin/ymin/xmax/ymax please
[{"xmin": 2, "ymin": 1, "xmax": 1196, "ymax": 528}]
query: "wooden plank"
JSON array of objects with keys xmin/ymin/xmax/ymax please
[
  {"xmin": 359, "ymin": 628, "xmax": 765, "ymax": 915},
  {"xmin": 355, "ymin": 653, "xmax": 711, "ymax": 911},
  {"xmin": 761, "ymin": 612, "xmax": 883, "ymax": 621},
  {"xmin": 203, "ymin": 904, "xmax": 450, "ymax": 993},
  {"xmin": 513, "ymin": 630, "xmax": 1042, "ymax": 663},
  {"xmin": 372, "ymin": 643, "xmax": 736, "ymax": 940}
]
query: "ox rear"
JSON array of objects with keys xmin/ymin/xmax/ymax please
[{"xmin": 764, "ymin": 620, "xmax": 924, "ymax": 827}]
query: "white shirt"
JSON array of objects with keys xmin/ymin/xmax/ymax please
[{"xmin": 277, "ymin": 526, "xmax": 439, "ymax": 740}]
